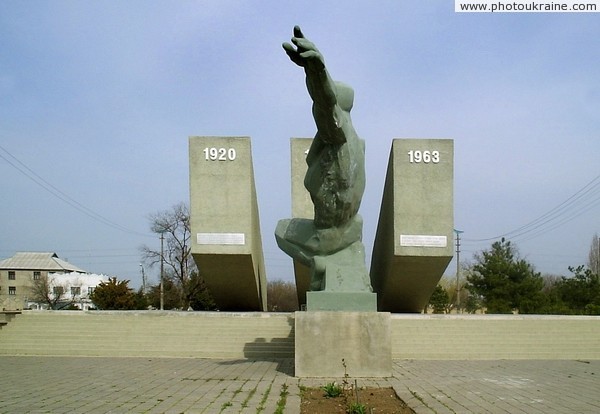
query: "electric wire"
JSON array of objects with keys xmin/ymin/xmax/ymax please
[
  {"xmin": 0, "ymin": 144, "xmax": 153, "ymax": 238},
  {"xmin": 464, "ymin": 173, "xmax": 600, "ymax": 243},
  {"xmin": 510, "ymin": 195, "xmax": 600, "ymax": 244}
]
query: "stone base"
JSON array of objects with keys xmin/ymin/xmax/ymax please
[
  {"xmin": 306, "ymin": 291, "xmax": 377, "ymax": 311},
  {"xmin": 295, "ymin": 311, "xmax": 391, "ymax": 378}
]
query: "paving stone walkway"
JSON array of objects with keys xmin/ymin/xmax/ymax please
[{"xmin": 0, "ymin": 357, "xmax": 598, "ymax": 413}]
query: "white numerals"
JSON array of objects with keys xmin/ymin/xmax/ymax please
[
  {"xmin": 407, "ymin": 150, "xmax": 440, "ymax": 164},
  {"xmin": 203, "ymin": 147, "xmax": 237, "ymax": 161}
]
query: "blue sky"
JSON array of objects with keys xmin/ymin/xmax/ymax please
[{"xmin": 1, "ymin": 1, "xmax": 598, "ymax": 288}]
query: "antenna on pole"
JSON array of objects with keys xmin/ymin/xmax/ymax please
[
  {"xmin": 160, "ymin": 233, "xmax": 165, "ymax": 311},
  {"xmin": 139, "ymin": 263, "xmax": 146, "ymax": 295},
  {"xmin": 454, "ymin": 229, "xmax": 464, "ymax": 313}
]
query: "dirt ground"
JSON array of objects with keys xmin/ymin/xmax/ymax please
[{"xmin": 300, "ymin": 386, "xmax": 415, "ymax": 414}]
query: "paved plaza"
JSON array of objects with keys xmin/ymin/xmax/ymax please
[{"xmin": 0, "ymin": 356, "xmax": 598, "ymax": 413}]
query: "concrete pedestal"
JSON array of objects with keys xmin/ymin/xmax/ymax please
[{"xmin": 295, "ymin": 311, "xmax": 391, "ymax": 378}]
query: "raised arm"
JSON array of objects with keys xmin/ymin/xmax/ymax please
[{"xmin": 283, "ymin": 26, "xmax": 347, "ymax": 144}]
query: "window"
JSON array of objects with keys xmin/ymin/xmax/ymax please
[
  {"xmin": 8, "ymin": 271, "xmax": 15, "ymax": 280},
  {"xmin": 88, "ymin": 287, "xmax": 95, "ymax": 295},
  {"xmin": 53, "ymin": 286, "xmax": 64, "ymax": 296},
  {"xmin": 9, "ymin": 286, "xmax": 16, "ymax": 295},
  {"xmin": 33, "ymin": 271, "xmax": 41, "ymax": 280},
  {"xmin": 71, "ymin": 287, "xmax": 81, "ymax": 296}
]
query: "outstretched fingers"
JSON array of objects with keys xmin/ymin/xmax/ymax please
[
  {"xmin": 282, "ymin": 42, "xmax": 304, "ymax": 66},
  {"xmin": 292, "ymin": 36, "xmax": 317, "ymax": 53},
  {"xmin": 283, "ymin": 26, "xmax": 320, "ymax": 68}
]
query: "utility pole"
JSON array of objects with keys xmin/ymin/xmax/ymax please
[
  {"xmin": 596, "ymin": 234, "xmax": 599, "ymax": 276},
  {"xmin": 160, "ymin": 233, "xmax": 164, "ymax": 311},
  {"xmin": 139, "ymin": 263, "xmax": 146, "ymax": 295},
  {"xmin": 454, "ymin": 229, "xmax": 464, "ymax": 313}
]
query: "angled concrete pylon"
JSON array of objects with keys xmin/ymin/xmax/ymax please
[
  {"xmin": 189, "ymin": 136, "xmax": 267, "ymax": 311},
  {"xmin": 289, "ymin": 138, "xmax": 313, "ymax": 308},
  {"xmin": 370, "ymin": 139, "xmax": 454, "ymax": 313}
]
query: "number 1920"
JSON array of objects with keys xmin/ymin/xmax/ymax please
[
  {"xmin": 407, "ymin": 150, "xmax": 440, "ymax": 164},
  {"xmin": 203, "ymin": 147, "xmax": 237, "ymax": 161}
]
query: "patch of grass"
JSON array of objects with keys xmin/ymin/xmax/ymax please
[
  {"xmin": 348, "ymin": 401, "xmax": 367, "ymax": 414},
  {"xmin": 241, "ymin": 385, "xmax": 257, "ymax": 408},
  {"xmin": 232, "ymin": 380, "xmax": 246, "ymax": 398},
  {"xmin": 322, "ymin": 382, "xmax": 343, "ymax": 398},
  {"xmin": 256, "ymin": 383, "xmax": 272, "ymax": 413},
  {"xmin": 274, "ymin": 383, "xmax": 289, "ymax": 414}
]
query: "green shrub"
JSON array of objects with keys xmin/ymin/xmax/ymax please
[
  {"xmin": 348, "ymin": 402, "xmax": 367, "ymax": 414},
  {"xmin": 322, "ymin": 382, "xmax": 342, "ymax": 398}
]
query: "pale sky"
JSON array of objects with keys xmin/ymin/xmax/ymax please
[{"xmin": 1, "ymin": 1, "xmax": 598, "ymax": 288}]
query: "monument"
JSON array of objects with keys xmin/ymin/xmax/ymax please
[
  {"xmin": 189, "ymin": 136, "xmax": 267, "ymax": 311},
  {"xmin": 277, "ymin": 26, "xmax": 390, "ymax": 378},
  {"xmin": 186, "ymin": 25, "xmax": 453, "ymax": 376},
  {"xmin": 370, "ymin": 139, "xmax": 454, "ymax": 313},
  {"xmin": 275, "ymin": 26, "xmax": 376, "ymax": 312},
  {"xmin": 289, "ymin": 138, "xmax": 313, "ymax": 308}
]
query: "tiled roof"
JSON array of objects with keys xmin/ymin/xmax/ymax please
[{"xmin": 0, "ymin": 252, "xmax": 87, "ymax": 273}]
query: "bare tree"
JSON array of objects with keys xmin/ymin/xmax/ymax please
[
  {"xmin": 588, "ymin": 233, "xmax": 599, "ymax": 276},
  {"xmin": 30, "ymin": 274, "xmax": 71, "ymax": 309},
  {"xmin": 140, "ymin": 202, "xmax": 212, "ymax": 309},
  {"xmin": 267, "ymin": 280, "xmax": 298, "ymax": 312}
]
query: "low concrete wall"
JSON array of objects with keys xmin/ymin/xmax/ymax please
[
  {"xmin": 1, "ymin": 312, "xmax": 598, "ymax": 360},
  {"xmin": 0, "ymin": 311, "xmax": 294, "ymax": 359},
  {"xmin": 392, "ymin": 314, "xmax": 600, "ymax": 360}
]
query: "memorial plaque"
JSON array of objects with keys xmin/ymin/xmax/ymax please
[
  {"xmin": 197, "ymin": 233, "xmax": 246, "ymax": 245},
  {"xmin": 400, "ymin": 235, "xmax": 448, "ymax": 248}
]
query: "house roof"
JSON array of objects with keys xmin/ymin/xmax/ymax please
[{"xmin": 0, "ymin": 252, "xmax": 87, "ymax": 273}]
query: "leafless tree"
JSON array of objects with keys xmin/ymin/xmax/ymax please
[
  {"xmin": 30, "ymin": 274, "xmax": 72, "ymax": 309},
  {"xmin": 267, "ymin": 280, "xmax": 298, "ymax": 312},
  {"xmin": 140, "ymin": 202, "xmax": 207, "ymax": 309}
]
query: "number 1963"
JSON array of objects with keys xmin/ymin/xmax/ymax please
[{"xmin": 407, "ymin": 150, "xmax": 440, "ymax": 164}]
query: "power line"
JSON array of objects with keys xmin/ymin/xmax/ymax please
[
  {"xmin": 465, "ymin": 173, "xmax": 600, "ymax": 243},
  {"xmin": 0, "ymin": 144, "xmax": 153, "ymax": 238}
]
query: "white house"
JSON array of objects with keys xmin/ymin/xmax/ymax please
[{"xmin": 27, "ymin": 272, "xmax": 109, "ymax": 311}]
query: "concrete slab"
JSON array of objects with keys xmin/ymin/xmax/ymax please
[
  {"xmin": 189, "ymin": 136, "xmax": 267, "ymax": 311},
  {"xmin": 371, "ymin": 138, "xmax": 454, "ymax": 313},
  {"xmin": 290, "ymin": 138, "xmax": 313, "ymax": 308}
]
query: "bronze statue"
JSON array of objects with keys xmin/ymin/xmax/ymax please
[{"xmin": 276, "ymin": 26, "xmax": 371, "ymax": 294}]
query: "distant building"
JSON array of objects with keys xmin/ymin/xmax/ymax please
[
  {"xmin": 0, "ymin": 252, "xmax": 106, "ymax": 310},
  {"xmin": 28, "ymin": 271, "xmax": 110, "ymax": 311}
]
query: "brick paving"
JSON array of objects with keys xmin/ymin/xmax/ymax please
[{"xmin": 0, "ymin": 357, "xmax": 598, "ymax": 413}]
